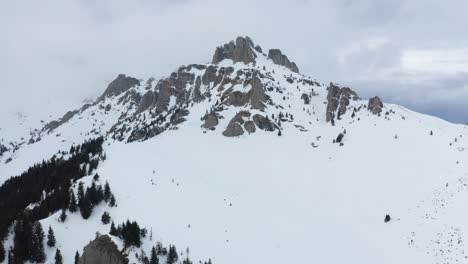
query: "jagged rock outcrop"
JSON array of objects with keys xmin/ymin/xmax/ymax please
[
  {"xmin": 202, "ymin": 112, "xmax": 219, "ymax": 129},
  {"xmin": 268, "ymin": 49, "xmax": 300, "ymax": 73},
  {"xmin": 253, "ymin": 114, "xmax": 276, "ymax": 131},
  {"xmin": 100, "ymin": 74, "xmax": 140, "ymax": 99},
  {"xmin": 223, "ymin": 77, "xmax": 269, "ymax": 110},
  {"xmin": 368, "ymin": 96, "xmax": 383, "ymax": 114},
  {"xmin": 136, "ymin": 91, "xmax": 157, "ymax": 114},
  {"xmin": 212, "ymin": 36, "xmax": 257, "ymax": 65},
  {"xmin": 78, "ymin": 235, "xmax": 128, "ymax": 264},
  {"xmin": 43, "ymin": 110, "xmax": 79, "ymax": 133},
  {"xmin": 325, "ymin": 83, "xmax": 360, "ymax": 123},
  {"xmin": 223, "ymin": 111, "xmax": 251, "ymax": 137},
  {"xmin": 154, "ymin": 79, "xmax": 173, "ymax": 114}
]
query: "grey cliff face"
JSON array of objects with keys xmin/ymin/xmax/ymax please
[
  {"xmin": 78, "ymin": 235, "xmax": 128, "ymax": 264},
  {"xmin": 212, "ymin": 36, "xmax": 257, "ymax": 65},
  {"xmin": 100, "ymin": 74, "xmax": 140, "ymax": 100},
  {"xmin": 267, "ymin": 49, "xmax": 300, "ymax": 73}
]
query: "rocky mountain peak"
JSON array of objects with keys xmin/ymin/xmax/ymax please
[
  {"xmin": 267, "ymin": 49, "xmax": 300, "ymax": 73},
  {"xmin": 99, "ymin": 74, "xmax": 140, "ymax": 100},
  {"xmin": 78, "ymin": 235, "xmax": 128, "ymax": 264},
  {"xmin": 212, "ymin": 36, "xmax": 259, "ymax": 65}
]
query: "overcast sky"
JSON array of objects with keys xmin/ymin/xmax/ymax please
[{"xmin": 2, "ymin": 0, "xmax": 468, "ymax": 123}]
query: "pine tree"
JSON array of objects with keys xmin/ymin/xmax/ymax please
[
  {"xmin": 47, "ymin": 226, "xmax": 56, "ymax": 247},
  {"xmin": 86, "ymin": 181, "xmax": 99, "ymax": 205},
  {"xmin": 13, "ymin": 216, "xmax": 33, "ymax": 263},
  {"xmin": 150, "ymin": 246, "xmax": 159, "ymax": 264},
  {"xmin": 77, "ymin": 182, "xmax": 85, "ymax": 201},
  {"xmin": 74, "ymin": 251, "xmax": 80, "ymax": 264},
  {"xmin": 30, "ymin": 222, "xmax": 46, "ymax": 262},
  {"xmin": 109, "ymin": 222, "xmax": 117, "ymax": 236},
  {"xmin": 101, "ymin": 212, "xmax": 111, "ymax": 224},
  {"xmin": 54, "ymin": 248, "xmax": 63, "ymax": 264},
  {"xmin": 79, "ymin": 193, "xmax": 93, "ymax": 219},
  {"xmin": 59, "ymin": 209, "xmax": 67, "ymax": 222},
  {"xmin": 167, "ymin": 245, "xmax": 179, "ymax": 264},
  {"xmin": 109, "ymin": 194, "xmax": 116, "ymax": 207},
  {"xmin": 69, "ymin": 191, "xmax": 78, "ymax": 212},
  {"xmin": 104, "ymin": 181, "xmax": 111, "ymax": 202}
]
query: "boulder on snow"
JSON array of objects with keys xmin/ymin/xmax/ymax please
[
  {"xmin": 78, "ymin": 235, "xmax": 128, "ymax": 264},
  {"xmin": 202, "ymin": 112, "xmax": 219, "ymax": 129},
  {"xmin": 222, "ymin": 111, "xmax": 251, "ymax": 137},
  {"xmin": 244, "ymin": 121, "xmax": 256, "ymax": 134},
  {"xmin": 253, "ymin": 114, "xmax": 276, "ymax": 131},
  {"xmin": 368, "ymin": 96, "xmax": 383, "ymax": 115}
]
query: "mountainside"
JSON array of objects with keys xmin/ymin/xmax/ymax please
[{"xmin": 1, "ymin": 36, "xmax": 468, "ymax": 264}]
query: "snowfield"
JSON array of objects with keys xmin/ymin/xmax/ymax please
[{"xmin": 1, "ymin": 37, "xmax": 468, "ymax": 264}]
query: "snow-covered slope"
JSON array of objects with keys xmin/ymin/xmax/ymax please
[{"xmin": 1, "ymin": 36, "xmax": 468, "ymax": 264}]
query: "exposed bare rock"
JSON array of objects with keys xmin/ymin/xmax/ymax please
[
  {"xmin": 253, "ymin": 114, "xmax": 276, "ymax": 131},
  {"xmin": 43, "ymin": 110, "xmax": 79, "ymax": 133},
  {"xmin": 100, "ymin": 74, "xmax": 140, "ymax": 100},
  {"xmin": 136, "ymin": 91, "xmax": 157, "ymax": 114},
  {"xmin": 170, "ymin": 108, "xmax": 190, "ymax": 125},
  {"xmin": 368, "ymin": 96, "xmax": 383, "ymax": 114},
  {"xmin": 212, "ymin": 36, "xmax": 257, "ymax": 65},
  {"xmin": 223, "ymin": 77, "xmax": 268, "ymax": 110},
  {"xmin": 325, "ymin": 83, "xmax": 360, "ymax": 123},
  {"xmin": 268, "ymin": 49, "xmax": 300, "ymax": 73},
  {"xmin": 154, "ymin": 79, "xmax": 173, "ymax": 114},
  {"xmin": 301, "ymin": 93, "xmax": 310, "ymax": 104},
  {"xmin": 202, "ymin": 112, "xmax": 219, "ymax": 129},
  {"xmin": 202, "ymin": 66, "xmax": 222, "ymax": 87},
  {"xmin": 248, "ymin": 77, "xmax": 269, "ymax": 110},
  {"xmin": 78, "ymin": 235, "xmax": 128, "ymax": 264},
  {"xmin": 244, "ymin": 121, "xmax": 256, "ymax": 134},
  {"xmin": 193, "ymin": 76, "xmax": 205, "ymax": 102},
  {"xmin": 224, "ymin": 91, "xmax": 249, "ymax": 107},
  {"xmin": 223, "ymin": 111, "xmax": 251, "ymax": 137}
]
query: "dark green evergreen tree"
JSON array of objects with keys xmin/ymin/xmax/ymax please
[
  {"xmin": 59, "ymin": 209, "xmax": 67, "ymax": 222},
  {"xmin": 109, "ymin": 222, "xmax": 117, "ymax": 236},
  {"xmin": 30, "ymin": 222, "xmax": 46, "ymax": 262},
  {"xmin": 101, "ymin": 212, "xmax": 111, "ymax": 224},
  {"xmin": 13, "ymin": 216, "xmax": 33, "ymax": 263},
  {"xmin": 47, "ymin": 226, "xmax": 56, "ymax": 247},
  {"xmin": 86, "ymin": 182, "xmax": 99, "ymax": 205},
  {"xmin": 150, "ymin": 246, "xmax": 159, "ymax": 264},
  {"xmin": 79, "ymin": 194, "xmax": 92, "ymax": 219},
  {"xmin": 74, "ymin": 251, "xmax": 80, "ymax": 264},
  {"xmin": 69, "ymin": 191, "xmax": 78, "ymax": 212},
  {"xmin": 77, "ymin": 182, "xmax": 85, "ymax": 201},
  {"xmin": 54, "ymin": 248, "xmax": 63, "ymax": 264},
  {"xmin": 104, "ymin": 181, "xmax": 111, "ymax": 202},
  {"xmin": 167, "ymin": 245, "xmax": 178, "ymax": 264},
  {"xmin": 109, "ymin": 194, "xmax": 116, "ymax": 207}
]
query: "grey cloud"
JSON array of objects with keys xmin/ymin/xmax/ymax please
[{"xmin": 1, "ymin": 0, "xmax": 467, "ymax": 123}]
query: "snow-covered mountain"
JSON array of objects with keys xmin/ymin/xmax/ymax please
[{"xmin": 1, "ymin": 36, "xmax": 468, "ymax": 264}]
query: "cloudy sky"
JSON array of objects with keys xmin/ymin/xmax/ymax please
[{"xmin": 2, "ymin": 0, "xmax": 468, "ymax": 123}]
